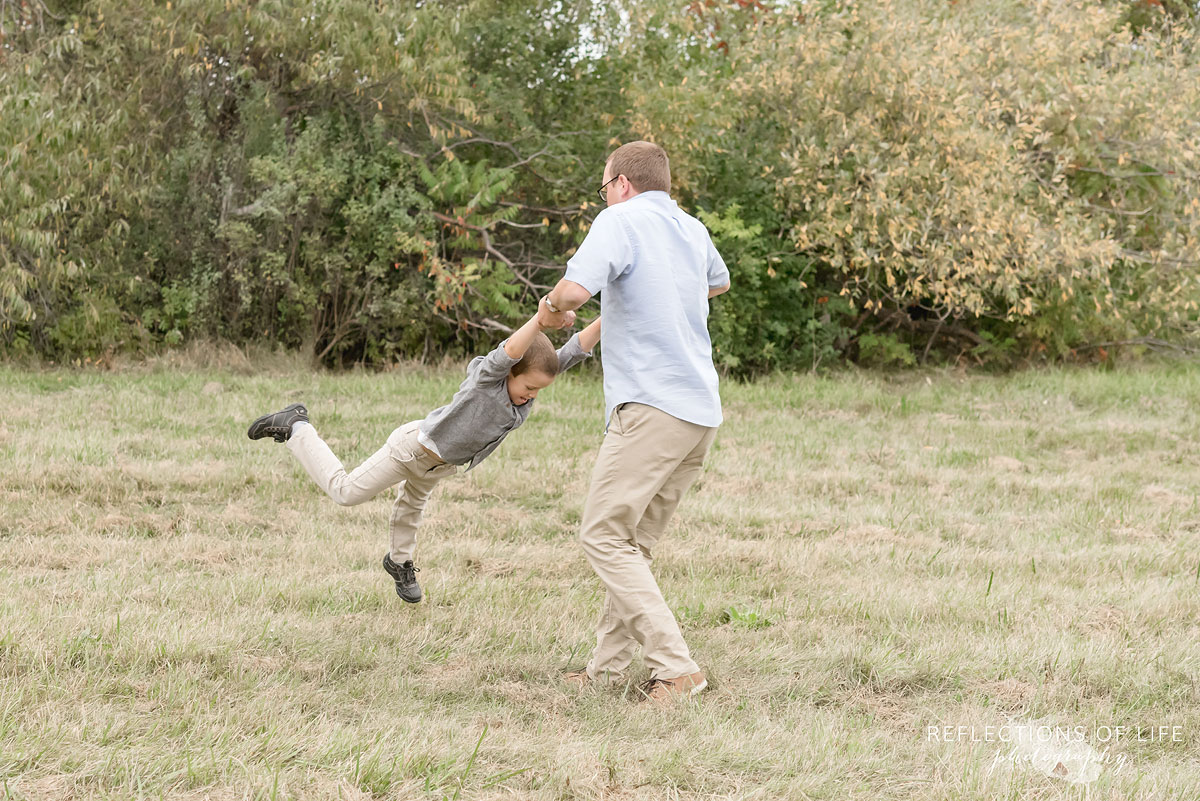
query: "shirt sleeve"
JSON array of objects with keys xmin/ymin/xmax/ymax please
[
  {"xmin": 563, "ymin": 208, "xmax": 635, "ymax": 296},
  {"xmin": 470, "ymin": 342, "xmax": 521, "ymax": 384},
  {"xmin": 706, "ymin": 234, "xmax": 731, "ymax": 288},
  {"xmin": 555, "ymin": 333, "xmax": 591, "ymax": 373}
]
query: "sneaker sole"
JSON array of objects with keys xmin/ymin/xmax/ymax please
[
  {"xmin": 246, "ymin": 404, "xmax": 306, "ymax": 441},
  {"xmin": 383, "ymin": 555, "xmax": 422, "ymax": 604}
]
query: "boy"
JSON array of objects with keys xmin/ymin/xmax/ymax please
[{"xmin": 247, "ymin": 312, "xmax": 600, "ymax": 603}]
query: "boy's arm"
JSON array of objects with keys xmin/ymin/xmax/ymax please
[
  {"xmin": 503, "ymin": 310, "xmax": 576, "ymax": 360},
  {"xmin": 502, "ymin": 313, "xmax": 546, "ymax": 361},
  {"xmin": 556, "ymin": 317, "xmax": 600, "ymax": 373},
  {"xmin": 577, "ymin": 316, "xmax": 601, "ymax": 352}
]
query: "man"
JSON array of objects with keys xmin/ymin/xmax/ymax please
[{"xmin": 537, "ymin": 141, "xmax": 731, "ymax": 703}]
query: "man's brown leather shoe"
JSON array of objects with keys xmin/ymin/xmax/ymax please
[
  {"xmin": 638, "ymin": 671, "xmax": 707, "ymax": 704},
  {"xmin": 563, "ymin": 669, "xmax": 592, "ymax": 689}
]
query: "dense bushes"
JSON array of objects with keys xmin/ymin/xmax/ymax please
[
  {"xmin": 2, "ymin": 0, "xmax": 1198, "ymax": 371},
  {"xmin": 634, "ymin": 0, "xmax": 1200, "ymax": 366}
]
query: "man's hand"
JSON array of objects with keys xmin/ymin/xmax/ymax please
[
  {"xmin": 537, "ymin": 298, "xmax": 568, "ymax": 330},
  {"xmin": 539, "ymin": 308, "xmax": 576, "ymax": 331},
  {"xmin": 506, "ymin": 308, "xmax": 574, "ymax": 359}
]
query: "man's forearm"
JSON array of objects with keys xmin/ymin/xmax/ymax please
[{"xmin": 547, "ymin": 279, "xmax": 593, "ymax": 313}]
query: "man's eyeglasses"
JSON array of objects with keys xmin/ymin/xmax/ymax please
[{"xmin": 596, "ymin": 175, "xmax": 620, "ymax": 203}]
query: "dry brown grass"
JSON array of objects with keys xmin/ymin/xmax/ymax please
[{"xmin": 1, "ymin": 362, "xmax": 1199, "ymax": 799}]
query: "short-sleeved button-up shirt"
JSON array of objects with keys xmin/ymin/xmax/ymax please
[
  {"xmin": 418, "ymin": 333, "xmax": 590, "ymax": 470},
  {"xmin": 563, "ymin": 191, "xmax": 729, "ymax": 429}
]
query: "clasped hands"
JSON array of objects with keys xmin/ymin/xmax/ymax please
[{"xmin": 537, "ymin": 303, "xmax": 575, "ymax": 332}]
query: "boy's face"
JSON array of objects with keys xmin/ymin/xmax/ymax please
[{"xmin": 506, "ymin": 370, "xmax": 555, "ymax": 406}]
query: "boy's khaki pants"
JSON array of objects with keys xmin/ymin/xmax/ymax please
[
  {"xmin": 287, "ymin": 420, "xmax": 457, "ymax": 562},
  {"xmin": 580, "ymin": 402, "xmax": 717, "ymax": 683}
]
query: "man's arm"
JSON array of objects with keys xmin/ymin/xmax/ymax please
[
  {"xmin": 708, "ymin": 283, "xmax": 731, "ymax": 299},
  {"xmin": 538, "ymin": 279, "xmax": 593, "ymax": 329}
]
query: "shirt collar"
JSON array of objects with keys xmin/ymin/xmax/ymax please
[{"xmin": 627, "ymin": 190, "xmax": 674, "ymax": 206}]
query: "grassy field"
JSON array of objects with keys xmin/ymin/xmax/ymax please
[{"xmin": 2, "ymin": 355, "xmax": 1200, "ymax": 800}]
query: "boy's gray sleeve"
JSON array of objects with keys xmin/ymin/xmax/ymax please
[
  {"xmin": 556, "ymin": 333, "xmax": 591, "ymax": 373},
  {"xmin": 472, "ymin": 341, "xmax": 521, "ymax": 383}
]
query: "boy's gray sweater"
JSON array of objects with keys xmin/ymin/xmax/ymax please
[{"xmin": 418, "ymin": 334, "xmax": 590, "ymax": 470}]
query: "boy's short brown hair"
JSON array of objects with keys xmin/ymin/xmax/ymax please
[
  {"xmin": 607, "ymin": 141, "xmax": 671, "ymax": 194},
  {"xmin": 511, "ymin": 332, "xmax": 559, "ymax": 378}
]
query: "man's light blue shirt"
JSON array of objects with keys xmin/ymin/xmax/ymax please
[{"xmin": 564, "ymin": 190, "xmax": 729, "ymax": 429}]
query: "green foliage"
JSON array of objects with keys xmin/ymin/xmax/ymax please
[
  {"xmin": 699, "ymin": 204, "xmax": 850, "ymax": 373},
  {"xmin": 2, "ymin": 0, "xmax": 1198, "ymax": 370},
  {"xmin": 1118, "ymin": 0, "xmax": 1197, "ymax": 36},
  {"xmin": 720, "ymin": 605, "xmax": 775, "ymax": 630},
  {"xmin": 856, "ymin": 333, "xmax": 917, "ymax": 369},
  {"xmin": 635, "ymin": 0, "xmax": 1200, "ymax": 366}
]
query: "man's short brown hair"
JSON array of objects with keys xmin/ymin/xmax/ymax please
[
  {"xmin": 511, "ymin": 332, "xmax": 559, "ymax": 378},
  {"xmin": 607, "ymin": 141, "xmax": 671, "ymax": 194}
]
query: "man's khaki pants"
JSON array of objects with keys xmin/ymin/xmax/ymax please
[
  {"xmin": 287, "ymin": 420, "xmax": 457, "ymax": 562},
  {"xmin": 580, "ymin": 402, "xmax": 717, "ymax": 683}
]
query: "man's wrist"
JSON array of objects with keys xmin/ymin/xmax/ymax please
[{"xmin": 542, "ymin": 295, "xmax": 562, "ymax": 314}]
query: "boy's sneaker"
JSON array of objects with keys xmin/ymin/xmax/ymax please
[
  {"xmin": 247, "ymin": 403, "xmax": 308, "ymax": 442},
  {"xmin": 382, "ymin": 553, "xmax": 422, "ymax": 603}
]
